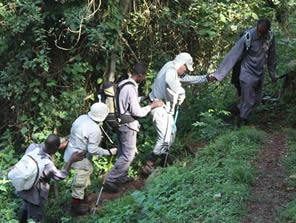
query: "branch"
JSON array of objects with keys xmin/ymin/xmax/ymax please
[{"xmin": 118, "ymin": 31, "xmax": 139, "ymax": 63}]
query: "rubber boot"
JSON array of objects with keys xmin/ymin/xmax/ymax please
[
  {"xmin": 235, "ymin": 117, "xmax": 248, "ymax": 128},
  {"xmin": 19, "ymin": 208, "xmax": 28, "ymax": 223},
  {"xmin": 103, "ymin": 181, "xmax": 119, "ymax": 193},
  {"xmin": 143, "ymin": 153, "xmax": 160, "ymax": 175},
  {"xmin": 71, "ymin": 198, "xmax": 89, "ymax": 216},
  {"xmin": 71, "ymin": 203, "xmax": 89, "ymax": 216}
]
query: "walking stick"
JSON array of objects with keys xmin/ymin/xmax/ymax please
[
  {"xmin": 92, "ymin": 154, "xmax": 114, "ymax": 216},
  {"xmin": 163, "ymin": 105, "xmax": 180, "ymax": 168}
]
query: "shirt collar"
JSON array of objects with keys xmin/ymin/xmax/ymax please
[
  {"xmin": 40, "ymin": 144, "xmax": 53, "ymax": 161},
  {"xmin": 127, "ymin": 77, "xmax": 138, "ymax": 88}
]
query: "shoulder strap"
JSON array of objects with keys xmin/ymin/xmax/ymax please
[
  {"xmin": 26, "ymin": 154, "xmax": 40, "ymax": 187},
  {"xmin": 117, "ymin": 81, "xmax": 136, "ymax": 91},
  {"xmin": 243, "ymin": 31, "xmax": 251, "ymax": 51},
  {"xmin": 28, "ymin": 146, "xmax": 51, "ymax": 186},
  {"xmin": 116, "ymin": 81, "xmax": 136, "ymax": 115}
]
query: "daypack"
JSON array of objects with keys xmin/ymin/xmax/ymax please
[
  {"xmin": 231, "ymin": 29, "xmax": 274, "ymax": 96},
  {"xmin": 98, "ymin": 81, "xmax": 137, "ymax": 129},
  {"xmin": 8, "ymin": 144, "xmax": 51, "ymax": 191}
]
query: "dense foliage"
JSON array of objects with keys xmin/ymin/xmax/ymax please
[{"xmin": 1, "ymin": 0, "xmax": 296, "ymax": 222}]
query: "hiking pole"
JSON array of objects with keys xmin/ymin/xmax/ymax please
[
  {"xmin": 100, "ymin": 125, "xmax": 114, "ymax": 145},
  {"xmin": 92, "ymin": 124, "xmax": 115, "ymax": 215},
  {"xmin": 92, "ymin": 154, "xmax": 114, "ymax": 216},
  {"xmin": 163, "ymin": 105, "xmax": 180, "ymax": 168}
]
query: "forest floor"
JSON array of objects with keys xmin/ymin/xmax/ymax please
[{"xmin": 80, "ymin": 112, "xmax": 295, "ymax": 222}]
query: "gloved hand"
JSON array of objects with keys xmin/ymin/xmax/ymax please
[
  {"xmin": 109, "ymin": 148, "xmax": 117, "ymax": 156},
  {"xmin": 177, "ymin": 93, "xmax": 185, "ymax": 105}
]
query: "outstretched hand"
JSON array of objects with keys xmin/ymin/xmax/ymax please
[
  {"xmin": 70, "ymin": 151, "xmax": 85, "ymax": 163},
  {"xmin": 208, "ymin": 74, "xmax": 217, "ymax": 83},
  {"xmin": 151, "ymin": 99, "xmax": 164, "ymax": 109},
  {"xmin": 109, "ymin": 148, "xmax": 117, "ymax": 155}
]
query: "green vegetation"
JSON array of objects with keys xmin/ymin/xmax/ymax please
[
  {"xmin": 1, "ymin": 0, "xmax": 296, "ymax": 222},
  {"xmin": 87, "ymin": 128, "xmax": 265, "ymax": 223}
]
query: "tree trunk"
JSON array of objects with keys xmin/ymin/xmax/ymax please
[{"xmin": 108, "ymin": 0, "xmax": 131, "ymax": 82}]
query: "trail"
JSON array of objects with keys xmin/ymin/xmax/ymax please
[
  {"xmin": 84, "ymin": 142, "xmax": 206, "ymax": 213},
  {"xmin": 72, "ymin": 123, "xmax": 295, "ymax": 222},
  {"xmin": 243, "ymin": 131, "xmax": 295, "ymax": 223}
]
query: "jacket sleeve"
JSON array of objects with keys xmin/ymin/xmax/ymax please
[
  {"xmin": 44, "ymin": 163, "xmax": 68, "ymax": 181},
  {"xmin": 86, "ymin": 128, "xmax": 106, "ymax": 157},
  {"xmin": 213, "ymin": 37, "xmax": 245, "ymax": 82},
  {"xmin": 180, "ymin": 74, "xmax": 208, "ymax": 84},
  {"xmin": 128, "ymin": 87, "xmax": 151, "ymax": 118},
  {"xmin": 165, "ymin": 68, "xmax": 184, "ymax": 95},
  {"xmin": 267, "ymin": 35, "xmax": 276, "ymax": 77}
]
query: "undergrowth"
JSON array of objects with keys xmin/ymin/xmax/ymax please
[{"xmin": 72, "ymin": 128, "xmax": 265, "ymax": 223}]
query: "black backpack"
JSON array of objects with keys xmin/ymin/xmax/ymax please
[
  {"xmin": 98, "ymin": 81, "xmax": 136, "ymax": 129},
  {"xmin": 231, "ymin": 30, "xmax": 251, "ymax": 96}
]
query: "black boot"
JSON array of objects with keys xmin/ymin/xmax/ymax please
[
  {"xmin": 235, "ymin": 117, "xmax": 248, "ymax": 128},
  {"xmin": 71, "ymin": 203, "xmax": 89, "ymax": 216},
  {"xmin": 19, "ymin": 208, "xmax": 28, "ymax": 223},
  {"xmin": 221, "ymin": 105, "xmax": 240, "ymax": 123},
  {"xmin": 160, "ymin": 153, "xmax": 175, "ymax": 167},
  {"xmin": 143, "ymin": 153, "xmax": 160, "ymax": 175},
  {"xmin": 103, "ymin": 181, "xmax": 119, "ymax": 193}
]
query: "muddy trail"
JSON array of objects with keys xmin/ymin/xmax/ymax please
[
  {"xmin": 71, "ymin": 124, "xmax": 295, "ymax": 222},
  {"xmin": 243, "ymin": 130, "xmax": 295, "ymax": 223},
  {"xmin": 78, "ymin": 142, "xmax": 206, "ymax": 214}
]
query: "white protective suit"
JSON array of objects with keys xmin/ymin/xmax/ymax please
[{"xmin": 149, "ymin": 53, "xmax": 208, "ymax": 155}]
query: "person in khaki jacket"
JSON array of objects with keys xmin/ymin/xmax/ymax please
[{"xmin": 64, "ymin": 102, "xmax": 117, "ymax": 215}]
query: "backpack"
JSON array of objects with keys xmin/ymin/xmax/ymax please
[
  {"xmin": 98, "ymin": 81, "xmax": 137, "ymax": 129},
  {"xmin": 8, "ymin": 144, "xmax": 51, "ymax": 191},
  {"xmin": 231, "ymin": 29, "xmax": 274, "ymax": 96}
]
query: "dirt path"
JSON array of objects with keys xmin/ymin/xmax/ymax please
[
  {"xmin": 75, "ymin": 128, "xmax": 295, "ymax": 222},
  {"xmin": 86, "ymin": 141, "xmax": 206, "ymax": 213},
  {"xmin": 243, "ymin": 131, "xmax": 295, "ymax": 223},
  {"xmin": 87, "ymin": 178, "xmax": 146, "ymax": 211}
]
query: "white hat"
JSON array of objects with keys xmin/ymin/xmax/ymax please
[
  {"xmin": 88, "ymin": 102, "xmax": 109, "ymax": 122},
  {"xmin": 174, "ymin": 52, "xmax": 194, "ymax": 71}
]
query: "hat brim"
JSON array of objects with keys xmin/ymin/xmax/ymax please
[
  {"xmin": 186, "ymin": 63, "xmax": 194, "ymax": 72},
  {"xmin": 88, "ymin": 112, "xmax": 104, "ymax": 122}
]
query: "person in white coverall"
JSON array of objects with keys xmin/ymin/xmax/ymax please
[{"xmin": 143, "ymin": 52, "xmax": 214, "ymax": 174}]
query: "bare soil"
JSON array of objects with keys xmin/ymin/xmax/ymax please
[
  {"xmin": 88, "ymin": 178, "xmax": 146, "ymax": 211},
  {"xmin": 243, "ymin": 131, "xmax": 295, "ymax": 223}
]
